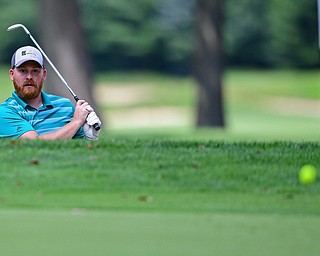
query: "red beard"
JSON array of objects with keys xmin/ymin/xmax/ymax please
[{"xmin": 14, "ymin": 80, "xmax": 43, "ymax": 101}]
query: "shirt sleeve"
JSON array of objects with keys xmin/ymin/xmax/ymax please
[
  {"xmin": 73, "ymin": 126, "xmax": 85, "ymax": 139},
  {"xmin": 0, "ymin": 106, "xmax": 35, "ymax": 139}
]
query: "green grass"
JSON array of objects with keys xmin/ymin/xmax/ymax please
[
  {"xmin": 0, "ymin": 66, "xmax": 12, "ymax": 102},
  {"xmin": 0, "ymin": 69, "xmax": 319, "ymax": 255},
  {"xmin": 0, "ymin": 139, "xmax": 320, "ymax": 256},
  {"xmin": 1, "ymin": 209, "xmax": 320, "ymax": 256},
  {"xmin": 225, "ymin": 69, "xmax": 320, "ymax": 99},
  {"xmin": 1, "ymin": 139, "xmax": 319, "ymax": 197},
  {"xmin": 94, "ymin": 69, "xmax": 320, "ymax": 140},
  {"xmin": 96, "ymin": 69, "xmax": 320, "ymax": 103}
]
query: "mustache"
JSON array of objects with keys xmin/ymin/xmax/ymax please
[{"xmin": 23, "ymin": 81, "xmax": 37, "ymax": 86}]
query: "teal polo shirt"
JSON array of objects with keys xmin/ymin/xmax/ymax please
[{"xmin": 0, "ymin": 91, "xmax": 84, "ymax": 139}]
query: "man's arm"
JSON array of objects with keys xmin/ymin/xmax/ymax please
[
  {"xmin": 20, "ymin": 100, "xmax": 90, "ymax": 140},
  {"xmin": 20, "ymin": 119, "xmax": 84, "ymax": 140}
]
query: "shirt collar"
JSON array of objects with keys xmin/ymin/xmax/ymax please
[
  {"xmin": 12, "ymin": 91, "xmax": 53, "ymax": 109},
  {"xmin": 41, "ymin": 91, "xmax": 53, "ymax": 108}
]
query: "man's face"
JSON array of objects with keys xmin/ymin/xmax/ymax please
[{"xmin": 10, "ymin": 60, "xmax": 47, "ymax": 101}]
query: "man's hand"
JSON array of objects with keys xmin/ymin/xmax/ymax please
[
  {"xmin": 83, "ymin": 112, "xmax": 102, "ymax": 140},
  {"xmin": 73, "ymin": 100, "xmax": 92, "ymax": 126}
]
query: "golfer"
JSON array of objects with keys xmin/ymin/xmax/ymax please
[{"xmin": 0, "ymin": 46, "xmax": 101, "ymax": 140}]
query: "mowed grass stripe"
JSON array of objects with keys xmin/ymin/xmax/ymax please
[
  {"xmin": 2, "ymin": 192, "xmax": 320, "ymax": 215},
  {"xmin": 0, "ymin": 209, "xmax": 320, "ymax": 256}
]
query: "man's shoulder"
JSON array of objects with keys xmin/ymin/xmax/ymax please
[
  {"xmin": 44, "ymin": 93, "xmax": 73, "ymax": 106},
  {"xmin": 0, "ymin": 98, "xmax": 23, "ymax": 119},
  {"xmin": 45, "ymin": 93, "xmax": 70, "ymax": 101},
  {"xmin": 0, "ymin": 97, "xmax": 21, "ymax": 110}
]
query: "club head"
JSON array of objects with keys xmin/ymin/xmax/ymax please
[{"xmin": 7, "ymin": 24, "xmax": 30, "ymax": 34}]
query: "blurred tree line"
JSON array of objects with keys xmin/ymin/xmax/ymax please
[{"xmin": 0, "ymin": 0, "xmax": 318, "ymax": 73}]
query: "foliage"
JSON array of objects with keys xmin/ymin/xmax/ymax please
[
  {"xmin": 79, "ymin": 0, "xmax": 196, "ymax": 72},
  {"xmin": 224, "ymin": 0, "xmax": 319, "ymax": 68},
  {"xmin": 0, "ymin": 0, "xmax": 39, "ymax": 64},
  {"xmin": 224, "ymin": 0, "xmax": 271, "ymax": 67},
  {"xmin": 0, "ymin": 0, "xmax": 318, "ymax": 72},
  {"xmin": 267, "ymin": 0, "xmax": 319, "ymax": 67}
]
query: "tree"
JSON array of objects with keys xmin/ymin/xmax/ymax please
[
  {"xmin": 195, "ymin": 0, "xmax": 224, "ymax": 127},
  {"xmin": 39, "ymin": 0, "xmax": 98, "ymax": 112},
  {"xmin": 268, "ymin": 0, "xmax": 319, "ymax": 67}
]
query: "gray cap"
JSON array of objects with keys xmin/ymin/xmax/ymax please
[{"xmin": 11, "ymin": 46, "xmax": 44, "ymax": 68}]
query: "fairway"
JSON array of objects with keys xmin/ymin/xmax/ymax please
[
  {"xmin": 1, "ymin": 208, "xmax": 320, "ymax": 256},
  {"xmin": 94, "ymin": 69, "xmax": 320, "ymax": 141}
]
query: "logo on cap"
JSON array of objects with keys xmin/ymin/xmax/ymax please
[{"xmin": 22, "ymin": 51, "xmax": 26, "ymax": 56}]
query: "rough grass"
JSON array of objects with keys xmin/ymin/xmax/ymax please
[{"xmin": 0, "ymin": 139, "xmax": 319, "ymax": 213}]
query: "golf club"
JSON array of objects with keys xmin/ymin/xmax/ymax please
[{"xmin": 7, "ymin": 23, "xmax": 101, "ymax": 131}]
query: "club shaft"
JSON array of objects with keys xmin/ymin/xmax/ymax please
[
  {"xmin": 27, "ymin": 33, "xmax": 101, "ymax": 130},
  {"xmin": 26, "ymin": 33, "xmax": 79, "ymax": 101}
]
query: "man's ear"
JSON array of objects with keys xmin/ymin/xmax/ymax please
[
  {"xmin": 42, "ymin": 68, "xmax": 47, "ymax": 80},
  {"xmin": 9, "ymin": 69, "xmax": 14, "ymax": 81}
]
